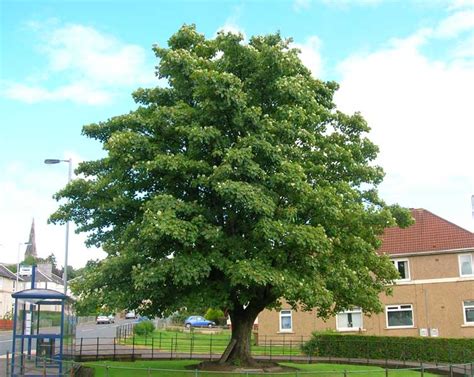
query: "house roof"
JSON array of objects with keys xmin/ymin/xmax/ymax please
[
  {"xmin": 21, "ymin": 269, "xmax": 63, "ymax": 285},
  {"xmin": 0, "ymin": 265, "xmax": 22, "ymax": 281},
  {"xmin": 379, "ymin": 208, "xmax": 474, "ymax": 255}
]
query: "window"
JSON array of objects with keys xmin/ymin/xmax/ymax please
[
  {"xmin": 459, "ymin": 254, "xmax": 473, "ymax": 276},
  {"xmin": 386, "ymin": 304, "xmax": 414, "ymax": 328},
  {"xmin": 336, "ymin": 307, "xmax": 362, "ymax": 331},
  {"xmin": 279, "ymin": 310, "xmax": 292, "ymax": 332},
  {"xmin": 392, "ymin": 259, "xmax": 410, "ymax": 280},
  {"xmin": 464, "ymin": 301, "xmax": 474, "ymax": 324}
]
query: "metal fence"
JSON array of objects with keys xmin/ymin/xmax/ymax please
[{"xmin": 3, "ymin": 353, "xmax": 474, "ymax": 376}]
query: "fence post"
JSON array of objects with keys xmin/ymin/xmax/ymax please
[
  {"xmin": 385, "ymin": 367, "xmax": 388, "ymax": 377},
  {"xmin": 79, "ymin": 338, "xmax": 83, "ymax": 361},
  {"xmin": 5, "ymin": 351, "xmax": 8, "ymax": 377},
  {"xmin": 190, "ymin": 332, "xmax": 193, "ymax": 359},
  {"xmin": 152, "ymin": 337, "xmax": 154, "ymax": 359},
  {"xmin": 105, "ymin": 365, "xmax": 109, "ymax": 377},
  {"xmin": 449, "ymin": 364, "xmax": 453, "ymax": 377},
  {"xmin": 96, "ymin": 337, "xmax": 99, "ymax": 361},
  {"xmin": 159, "ymin": 332, "xmax": 162, "ymax": 349},
  {"xmin": 132, "ymin": 336, "xmax": 135, "ymax": 361},
  {"xmin": 209, "ymin": 333, "xmax": 213, "ymax": 361},
  {"xmin": 366, "ymin": 340, "xmax": 369, "ymax": 365},
  {"xmin": 343, "ymin": 370, "xmax": 347, "ymax": 377},
  {"xmin": 113, "ymin": 337, "xmax": 116, "ymax": 361},
  {"xmin": 289, "ymin": 340, "xmax": 292, "ymax": 362},
  {"xmin": 145, "ymin": 333, "xmax": 148, "ymax": 347},
  {"xmin": 172, "ymin": 332, "xmax": 177, "ymax": 358},
  {"xmin": 270, "ymin": 339, "xmax": 272, "ymax": 361},
  {"xmin": 170, "ymin": 337, "xmax": 174, "ymax": 360},
  {"xmin": 420, "ymin": 362, "xmax": 424, "ymax": 377}
]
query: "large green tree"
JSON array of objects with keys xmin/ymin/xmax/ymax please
[{"xmin": 51, "ymin": 25, "xmax": 411, "ymax": 366}]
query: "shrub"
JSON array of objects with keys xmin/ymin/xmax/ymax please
[
  {"xmin": 205, "ymin": 308, "xmax": 226, "ymax": 326},
  {"xmin": 301, "ymin": 333, "xmax": 474, "ymax": 363},
  {"xmin": 133, "ymin": 320, "xmax": 155, "ymax": 336}
]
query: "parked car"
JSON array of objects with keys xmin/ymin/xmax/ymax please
[
  {"xmin": 96, "ymin": 315, "xmax": 111, "ymax": 325},
  {"xmin": 108, "ymin": 314, "xmax": 115, "ymax": 323},
  {"xmin": 125, "ymin": 311, "xmax": 136, "ymax": 319},
  {"xmin": 137, "ymin": 316, "xmax": 150, "ymax": 322},
  {"xmin": 184, "ymin": 316, "xmax": 215, "ymax": 328}
]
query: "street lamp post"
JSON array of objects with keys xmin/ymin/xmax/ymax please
[
  {"xmin": 17, "ymin": 242, "xmax": 31, "ymax": 292},
  {"xmin": 44, "ymin": 158, "xmax": 72, "ymax": 295}
]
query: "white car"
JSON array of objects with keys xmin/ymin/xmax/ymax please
[
  {"xmin": 125, "ymin": 311, "xmax": 136, "ymax": 319},
  {"xmin": 96, "ymin": 315, "xmax": 111, "ymax": 325}
]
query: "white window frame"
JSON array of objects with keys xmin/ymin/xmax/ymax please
[
  {"xmin": 392, "ymin": 258, "xmax": 410, "ymax": 281},
  {"xmin": 459, "ymin": 254, "xmax": 473, "ymax": 277},
  {"xmin": 279, "ymin": 310, "xmax": 293, "ymax": 332},
  {"xmin": 386, "ymin": 304, "xmax": 414, "ymax": 329},
  {"xmin": 463, "ymin": 300, "xmax": 474, "ymax": 325},
  {"xmin": 336, "ymin": 307, "xmax": 363, "ymax": 332}
]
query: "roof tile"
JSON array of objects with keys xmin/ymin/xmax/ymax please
[{"xmin": 379, "ymin": 208, "xmax": 474, "ymax": 255}]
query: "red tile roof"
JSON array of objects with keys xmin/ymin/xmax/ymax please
[{"xmin": 379, "ymin": 208, "xmax": 474, "ymax": 255}]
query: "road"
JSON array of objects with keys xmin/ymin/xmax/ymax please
[{"xmin": 0, "ymin": 318, "xmax": 135, "ymax": 356}]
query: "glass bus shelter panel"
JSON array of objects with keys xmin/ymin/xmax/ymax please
[
  {"xmin": 62, "ymin": 304, "xmax": 76, "ymax": 359},
  {"xmin": 11, "ymin": 291, "xmax": 76, "ymax": 376}
]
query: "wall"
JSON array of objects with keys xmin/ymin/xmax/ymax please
[
  {"xmin": 257, "ymin": 251, "xmax": 474, "ymax": 342},
  {"xmin": 0, "ymin": 277, "xmax": 16, "ymax": 318}
]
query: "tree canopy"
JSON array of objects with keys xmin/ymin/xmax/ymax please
[{"xmin": 51, "ymin": 25, "xmax": 411, "ymax": 365}]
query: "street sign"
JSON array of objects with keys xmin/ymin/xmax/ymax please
[{"xmin": 19, "ymin": 266, "xmax": 32, "ymax": 276}]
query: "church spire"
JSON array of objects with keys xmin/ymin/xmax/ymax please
[{"xmin": 24, "ymin": 219, "xmax": 37, "ymax": 259}]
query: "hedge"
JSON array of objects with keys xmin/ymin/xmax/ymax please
[{"xmin": 301, "ymin": 333, "xmax": 474, "ymax": 363}]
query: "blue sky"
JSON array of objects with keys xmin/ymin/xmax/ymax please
[{"xmin": 1, "ymin": 0, "xmax": 473, "ymax": 268}]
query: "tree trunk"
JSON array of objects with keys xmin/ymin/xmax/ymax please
[{"xmin": 219, "ymin": 305, "xmax": 260, "ymax": 366}]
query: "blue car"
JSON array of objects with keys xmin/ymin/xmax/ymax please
[{"xmin": 184, "ymin": 316, "xmax": 215, "ymax": 328}]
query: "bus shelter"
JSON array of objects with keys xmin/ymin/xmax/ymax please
[{"xmin": 11, "ymin": 289, "xmax": 75, "ymax": 376}]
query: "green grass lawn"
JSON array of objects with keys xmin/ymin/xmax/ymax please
[
  {"xmin": 83, "ymin": 360, "xmax": 439, "ymax": 377},
  {"xmin": 121, "ymin": 329, "xmax": 304, "ymax": 357}
]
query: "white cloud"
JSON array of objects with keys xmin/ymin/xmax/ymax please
[
  {"xmin": 434, "ymin": 10, "xmax": 474, "ymax": 38},
  {"xmin": 294, "ymin": 0, "xmax": 312, "ymax": 11},
  {"xmin": 452, "ymin": 34, "xmax": 474, "ymax": 57},
  {"xmin": 448, "ymin": 0, "xmax": 474, "ymax": 10},
  {"xmin": 0, "ymin": 155, "xmax": 106, "ymax": 268},
  {"xmin": 292, "ymin": 36, "xmax": 324, "ymax": 78},
  {"xmin": 4, "ymin": 82, "xmax": 111, "ymax": 105},
  {"xmin": 216, "ymin": 6, "xmax": 247, "ymax": 40},
  {"xmin": 334, "ymin": 17, "xmax": 474, "ymax": 230},
  {"xmin": 43, "ymin": 24, "xmax": 153, "ymax": 86},
  {"xmin": 2, "ymin": 22, "xmax": 156, "ymax": 105},
  {"xmin": 217, "ymin": 22, "xmax": 247, "ymax": 39},
  {"xmin": 318, "ymin": 0, "xmax": 382, "ymax": 7}
]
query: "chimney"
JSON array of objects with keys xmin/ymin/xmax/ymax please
[{"xmin": 37, "ymin": 263, "xmax": 52, "ymax": 278}]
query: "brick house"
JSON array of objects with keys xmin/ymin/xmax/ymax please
[{"xmin": 257, "ymin": 209, "xmax": 474, "ymax": 341}]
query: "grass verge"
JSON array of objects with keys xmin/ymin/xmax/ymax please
[{"xmin": 83, "ymin": 360, "xmax": 439, "ymax": 376}]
